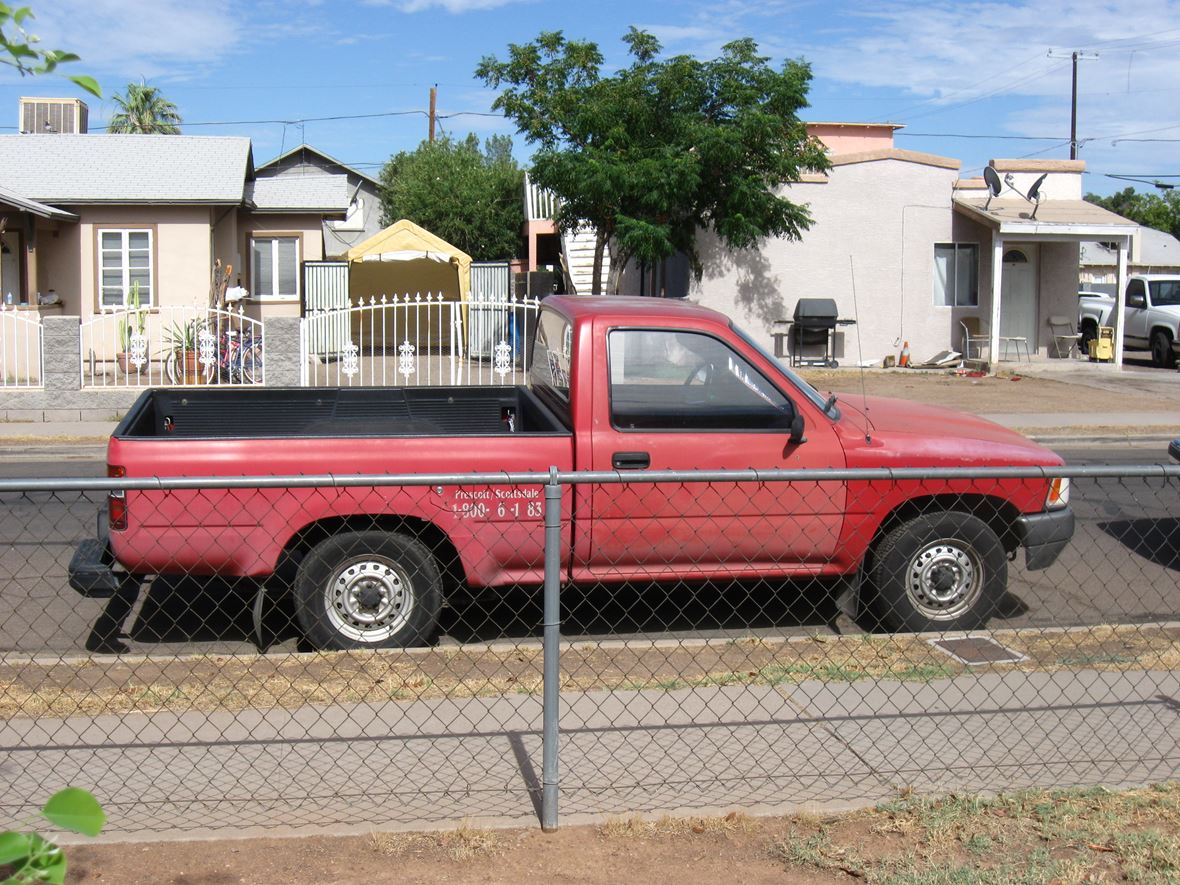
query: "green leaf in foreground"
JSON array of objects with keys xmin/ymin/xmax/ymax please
[
  {"xmin": 66, "ymin": 74, "xmax": 100, "ymax": 98},
  {"xmin": 0, "ymin": 831, "xmax": 32, "ymax": 866},
  {"xmin": 40, "ymin": 788, "xmax": 105, "ymax": 837}
]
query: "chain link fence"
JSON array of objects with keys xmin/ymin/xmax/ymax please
[{"xmin": 0, "ymin": 465, "xmax": 1177, "ymax": 837}]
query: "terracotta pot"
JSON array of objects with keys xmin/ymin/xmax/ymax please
[{"xmin": 178, "ymin": 350, "xmax": 202, "ymax": 385}]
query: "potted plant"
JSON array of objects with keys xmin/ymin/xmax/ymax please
[
  {"xmin": 116, "ymin": 283, "xmax": 147, "ymax": 375},
  {"xmin": 162, "ymin": 317, "xmax": 206, "ymax": 385}
]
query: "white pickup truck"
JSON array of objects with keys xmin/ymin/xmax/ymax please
[{"xmin": 1078, "ymin": 275, "xmax": 1180, "ymax": 367}]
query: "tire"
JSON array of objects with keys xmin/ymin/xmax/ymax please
[
  {"xmin": 241, "ymin": 341, "xmax": 263, "ymax": 384},
  {"xmin": 1079, "ymin": 322, "xmax": 1097, "ymax": 357},
  {"xmin": 870, "ymin": 511, "xmax": 1006, "ymax": 633},
  {"xmin": 1152, "ymin": 330, "xmax": 1176, "ymax": 369},
  {"xmin": 293, "ymin": 531, "xmax": 442, "ymax": 650}
]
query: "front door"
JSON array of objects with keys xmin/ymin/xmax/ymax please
[
  {"xmin": 586, "ymin": 326, "xmax": 848, "ymax": 580},
  {"xmin": 1000, "ymin": 247, "xmax": 1038, "ymax": 348}
]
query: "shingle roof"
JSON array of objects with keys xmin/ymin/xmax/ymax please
[
  {"xmin": 256, "ymin": 143, "xmax": 381, "ymax": 187},
  {"xmin": 0, "ymin": 134, "xmax": 251, "ymax": 203},
  {"xmin": 1081, "ymin": 226, "xmax": 1180, "ymax": 266},
  {"xmin": 0, "ymin": 182, "xmax": 76, "ymax": 219},
  {"xmin": 245, "ymin": 174, "xmax": 351, "ymax": 212}
]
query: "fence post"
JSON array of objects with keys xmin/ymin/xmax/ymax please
[{"xmin": 541, "ymin": 466, "xmax": 563, "ymax": 831}]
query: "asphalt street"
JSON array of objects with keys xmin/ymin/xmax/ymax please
[{"xmin": 0, "ymin": 443, "xmax": 1173, "ymax": 657}]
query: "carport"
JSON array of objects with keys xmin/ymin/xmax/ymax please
[{"xmin": 345, "ymin": 218, "xmax": 471, "ymax": 304}]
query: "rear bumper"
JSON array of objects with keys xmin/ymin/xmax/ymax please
[
  {"xmin": 1014, "ymin": 508, "xmax": 1075, "ymax": 571},
  {"xmin": 68, "ymin": 537, "xmax": 123, "ymax": 598}
]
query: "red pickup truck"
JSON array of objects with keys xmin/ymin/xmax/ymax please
[{"xmin": 70, "ymin": 295, "xmax": 1073, "ymax": 650}]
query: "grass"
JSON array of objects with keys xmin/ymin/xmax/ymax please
[
  {"xmin": 598, "ymin": 811, "xmax": 756, "ymax": 840},
  {"xmin": 766, "ymin": 782, "xmax": 1180, "ymax": 884},
  {"xmin": 368, "ymin": 821, "xmax": 500, "ymax": 861},
  {"xmin": 1, "ymin": 623, "xmax": 1178, "ymax": 719}
]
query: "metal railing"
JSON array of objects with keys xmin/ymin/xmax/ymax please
[
  {"xmin": 300, "ymin": 293, "xmax": 540, "ymax": 387},
  {"xmin": 80, "ymin": 304, "xmax": 264, "ymax": 388},
  {"xmin": 0, "ymin": 305, "xmax": 43, "ymax": 388},
  {"xmin": 0, "ymin": 464, "xmax": 1178, "ymax": 837}
]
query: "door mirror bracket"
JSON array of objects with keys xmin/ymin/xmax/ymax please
[{"xmin": 789, "ymin": 414, "xmax": 807, "ymax": 445}]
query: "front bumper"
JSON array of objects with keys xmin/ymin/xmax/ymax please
[{"xmin": 1014, "ymin": 507, "xmax": 1075, "ymax": 570}]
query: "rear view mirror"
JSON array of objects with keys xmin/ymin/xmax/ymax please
[{"xmin": 789, "ymin": 413, "xmax": 806, "ymax": 445}]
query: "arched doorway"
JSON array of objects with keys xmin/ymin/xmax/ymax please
[{"xmin": 1000, "ymin": 246, "xmax": 1038, "ymax": 347}]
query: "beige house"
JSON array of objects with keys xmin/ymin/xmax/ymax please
[
  {"xmin": 613, "ymin": 122, "xmax": 1138, "ymax": 365},
  {"xmin": 0, "ymin": 130, "xmax": 350, "ymax": 327}
]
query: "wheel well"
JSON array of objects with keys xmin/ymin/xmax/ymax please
[
  {"xmin": 865, "ymin": 494, "xmax": 1023, "ymax": 573},
  {"xmin": 1151, "ymin": 325, "xmax": 1174, "ymax": 341},
  {"xmin": 1080, "ymin": 317, "xmax": 1098, "ymax": 332},
  {"xmin": 279, "ymin": 515, "xmax": 465, "ymax": 598}
]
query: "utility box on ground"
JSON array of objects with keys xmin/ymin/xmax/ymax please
[{"xmin": 1088, "ymin": 326, "xmax": 1114, "ymax": 362}]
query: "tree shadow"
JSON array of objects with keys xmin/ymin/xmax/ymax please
[
  {"xmin": 696, "ymin": 232, "xmax": 785, "ymax": 330},
  {"xmin": 1098, "ymin": 518, "xmax": 1180, "ymax": 571}
]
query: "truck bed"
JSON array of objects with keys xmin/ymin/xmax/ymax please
[{"xmin": 115, "ymin": 386, "xmax": 568, "ymax": 439}]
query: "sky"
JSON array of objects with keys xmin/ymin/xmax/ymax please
[{"xmin": 3, "ymin": 0, "xmax": 1179, "ymax": 197}]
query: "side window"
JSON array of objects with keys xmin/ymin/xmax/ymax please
[
  {"xmin": 609, "ymin": 329, "xmax": 795, "ymax": 431},
  {"xmin": 1127, "ymin": 279, "xmax": 1147, "ymax": 308}
]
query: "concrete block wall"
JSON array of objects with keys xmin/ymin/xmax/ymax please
[{"xmin": 0, "ymin": 314, "xmax": 305, "ymax": 422}]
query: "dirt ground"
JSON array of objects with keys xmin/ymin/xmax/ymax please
[
  {"xmin": 797, "ymin": 365, "xmax": 1176, "ymax": 415},
  {"xmin": 57, "ymin": 782, "xmax": 1180, "ymax": 884}
]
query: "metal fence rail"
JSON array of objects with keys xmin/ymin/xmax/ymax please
[{"xmin": 0, "ymin": 465, "xmax": 1177, "ymax": 837}]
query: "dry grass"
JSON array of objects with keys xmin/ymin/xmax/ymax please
[
  {"xmin": 367, "ymin": 821, "xmax": 500, "ymax": 862},
  {"xmin": 598, "ymin": 811, "xmax": 756, "ymax": 840},
  {"xmin": 2, "ymin": 624, "xmax": 1178, "ymax": 719}
]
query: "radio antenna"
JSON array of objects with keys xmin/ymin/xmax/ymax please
[{"xmin": 849, "ymin": 255, "xmax": 871, "ymax": 444}]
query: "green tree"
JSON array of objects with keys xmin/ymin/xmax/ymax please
[
  {"xmin": 477, "ymin": 28, "xmax": 829, "ymax": 294},
  {"xmin": 0, "ymin": 3, "xmax": 99, "ymax": 96},
  {"xmin": 108, "ymin": 78, "xmax": 182, "ymax": 134},
  {"xmin": 1086, "ymin": 187, "xmax": 1180, "ymax": 240},
  {"xmin": 378, "ymin": 133, "xmax": 525, "ymax": 261}
]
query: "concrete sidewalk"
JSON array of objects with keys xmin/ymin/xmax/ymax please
[{"xmin": 4, "ymin": 668, "xmax": 1178, "ymax": 842}]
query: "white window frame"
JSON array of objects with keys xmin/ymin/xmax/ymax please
[
  {"xmin": 98, "ymin": 228, "xmax": 153, "ymax": 308},
  {"xmin": 933, "ymin": 242, "xmax": 979, "ymax": 308},
  {"xmin": 251, "ymin": 235, "xmax": 301, "ymax": 301}
]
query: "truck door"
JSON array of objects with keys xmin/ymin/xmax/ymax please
[
  {"xmin": 1125, "ymin": 278, "xmax": 1149, "ymax": 346},
  {"xmin": 585, "ymin": 326, "xmax": 847, "ymax": 579}
]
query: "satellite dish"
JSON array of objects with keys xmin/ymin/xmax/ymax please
[
  {"xmin": 1026, "ymin": 172, "xmax": 1048, "ymax": 219},
  {"xmin": 983, "ymin": 166, "xmax": 1002, "ymax": 208},
  {"xmin": 1026, "ymin": 172, "xmax": 1048, "ymax": 203},
  {"xmin": 984, "ymin": 166, "xmax": 1002, "ymax": 197}
]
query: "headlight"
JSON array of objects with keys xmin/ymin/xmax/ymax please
[{"xmin": 1045, "ymin": 477, "xmax": 1069, "ymax": 510}]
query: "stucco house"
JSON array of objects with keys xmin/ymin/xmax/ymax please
[
  {"xmin": 0, "ymin": 128, "xmax": 350, "ymax": 326},
  {"xmin": 607, "ymin": 122, "xmax": 1138, "ymax": 365},
  {"xmin": 255, "ymin": 143, "xmax": 383, "ymax": 259}
]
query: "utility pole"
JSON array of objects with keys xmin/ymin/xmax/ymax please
[
  {"xmin": 1047, "ymin": 50, "xmax": 1098, "ymax": 159},
  {"xmin": 429, "ymin": 85, "xmax": 438, "ymax": 144}
]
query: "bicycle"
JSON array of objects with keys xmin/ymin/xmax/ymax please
[{"xmin": 163, "ymin": 325, "xmax": 262, "ymax": 385}]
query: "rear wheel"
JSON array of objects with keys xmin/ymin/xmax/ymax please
[
  {"xmin": 294, "ymin": 531, "xmax": 442, "ymax": 650},
  {"xmin": 870, "ymin": 511, "xmax": 1006, "ymax": 633},
  {"xmin": 1151, "ymin": 330, "xmax": 1176, "ymax": 368},
  {"xmin": 1079, "ymin": 321, "xmax": 1097, "ymax": 357}
]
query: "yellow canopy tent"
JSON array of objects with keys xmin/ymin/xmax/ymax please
[{"xmin": 344, "ymin": 219, "xmax": 472, "ymax": 351}]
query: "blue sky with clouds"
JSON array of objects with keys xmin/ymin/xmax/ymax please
[{"xmin": 4, "ymin": 0, "xmax": 1178, "ymax": 196}]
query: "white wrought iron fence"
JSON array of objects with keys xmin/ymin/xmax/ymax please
[
  {"xmin": 300, "ymin": 292, "xmax": 540, "ymax": 387},
  {"xmin": 80, "ymin": 305, "xmax": 264, "ymax": 389},
  {"xmin": 0, "ymin": 306, "xmax": 43, "ymax": 388}
]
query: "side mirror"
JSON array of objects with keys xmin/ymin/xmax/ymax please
[{"xmin": 789, "ymin": 413, "xmax": 806, "ymax": 445}]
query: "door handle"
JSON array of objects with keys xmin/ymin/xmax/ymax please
[{"xmin": 611, "ymin": 451, "xmax": 650, "ymax": 470}]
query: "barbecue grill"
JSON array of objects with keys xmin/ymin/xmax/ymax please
[{"xmin": 788, "ymin": 298, "xmax": 856, "ymax": 368}]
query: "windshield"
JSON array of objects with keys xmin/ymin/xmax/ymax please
[
  {"xmin": 1150, "ymin": 280, "xmax": 1180, "ymax": 307},
  {"xmin": 729, "ymin": 321, "xmax": 836, "ymax": 416}
]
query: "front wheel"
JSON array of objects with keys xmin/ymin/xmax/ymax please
[
  {"xmin": 293, "ymin": 531, "xmax": 442, "ymax": 650},
  {"xmin": 870, "ymin": 512, "xmax": 1006, "ymax": 632},
  {"xmin": 1152, "ymin": 330, "xmax": 1176, "ymax": 369}
]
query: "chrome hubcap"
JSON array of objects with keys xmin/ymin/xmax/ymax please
[
  {"xmin": 325, "ymin": 556, "xmax": 413, "ymax": 643},
  {"xmin": 905, "ymin": 540, "xmax": 982, "ymax": 621}
]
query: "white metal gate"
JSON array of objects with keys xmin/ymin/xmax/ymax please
[
  {"xmin": 300, "ymin": 293, "xmax": 540, "ymax": 387},
  {"xmin": 0, "ymin": 306, "xmax": 43, "ymax": 388}
]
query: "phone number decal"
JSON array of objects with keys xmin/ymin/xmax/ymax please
[{"xmin": 451, "ymin": 487, "xmax": 543, "ymax": 520}]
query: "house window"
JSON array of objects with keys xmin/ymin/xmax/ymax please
[
  {"xmin": 99, "ymin": 229, "xmax": 153, "ymax": 307},
  {"xmin": 251, "ymin": 236, "xmax": 300, "ymax": 300},
  {"xmin": 933, "ymin": 243, "xmax": 978, "ymax": 307}
]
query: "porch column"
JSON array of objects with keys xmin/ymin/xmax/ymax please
[
  {"xmin": 1113, "ymin": 235, "xmax": 1128, "ymax": 367},
  {"xmin": 988, "ymin": 236, "xmax": 1004, "ymax": 373}
]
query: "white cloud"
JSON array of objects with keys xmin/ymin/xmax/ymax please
[{"xmin": 362, "ymin": 0, "xmax": 532, "ymax": 12}]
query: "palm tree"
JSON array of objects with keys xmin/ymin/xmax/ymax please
[{"xmin": 108, "ymin": 79, "xmax": 181, "ymax": 134}]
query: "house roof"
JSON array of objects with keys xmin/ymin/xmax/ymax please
[
  {"xmin": 0, "ymin": 182, "xmax": 76, "ymax": 220},
  {"xmin": 245, "ymin": 174, "xmax": 351, "ymax": 213},
  {"xmin": 0, "ymin": 134, "xmax": 253, "ymax": 204},
  {"xmin": 1081, "ymin": 226, "xmax": 1180, "ymax": 267},
  {"xmin": 829, "ymin": 147, "xmax": 960, "ymax": 170},
  {"xmin": 256, "ymin": 143, "xmax": 381, "ymax": 187},
  {"xmin": 953, "ymin": 196, "xmax": 1137, "ymax": 239}
]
